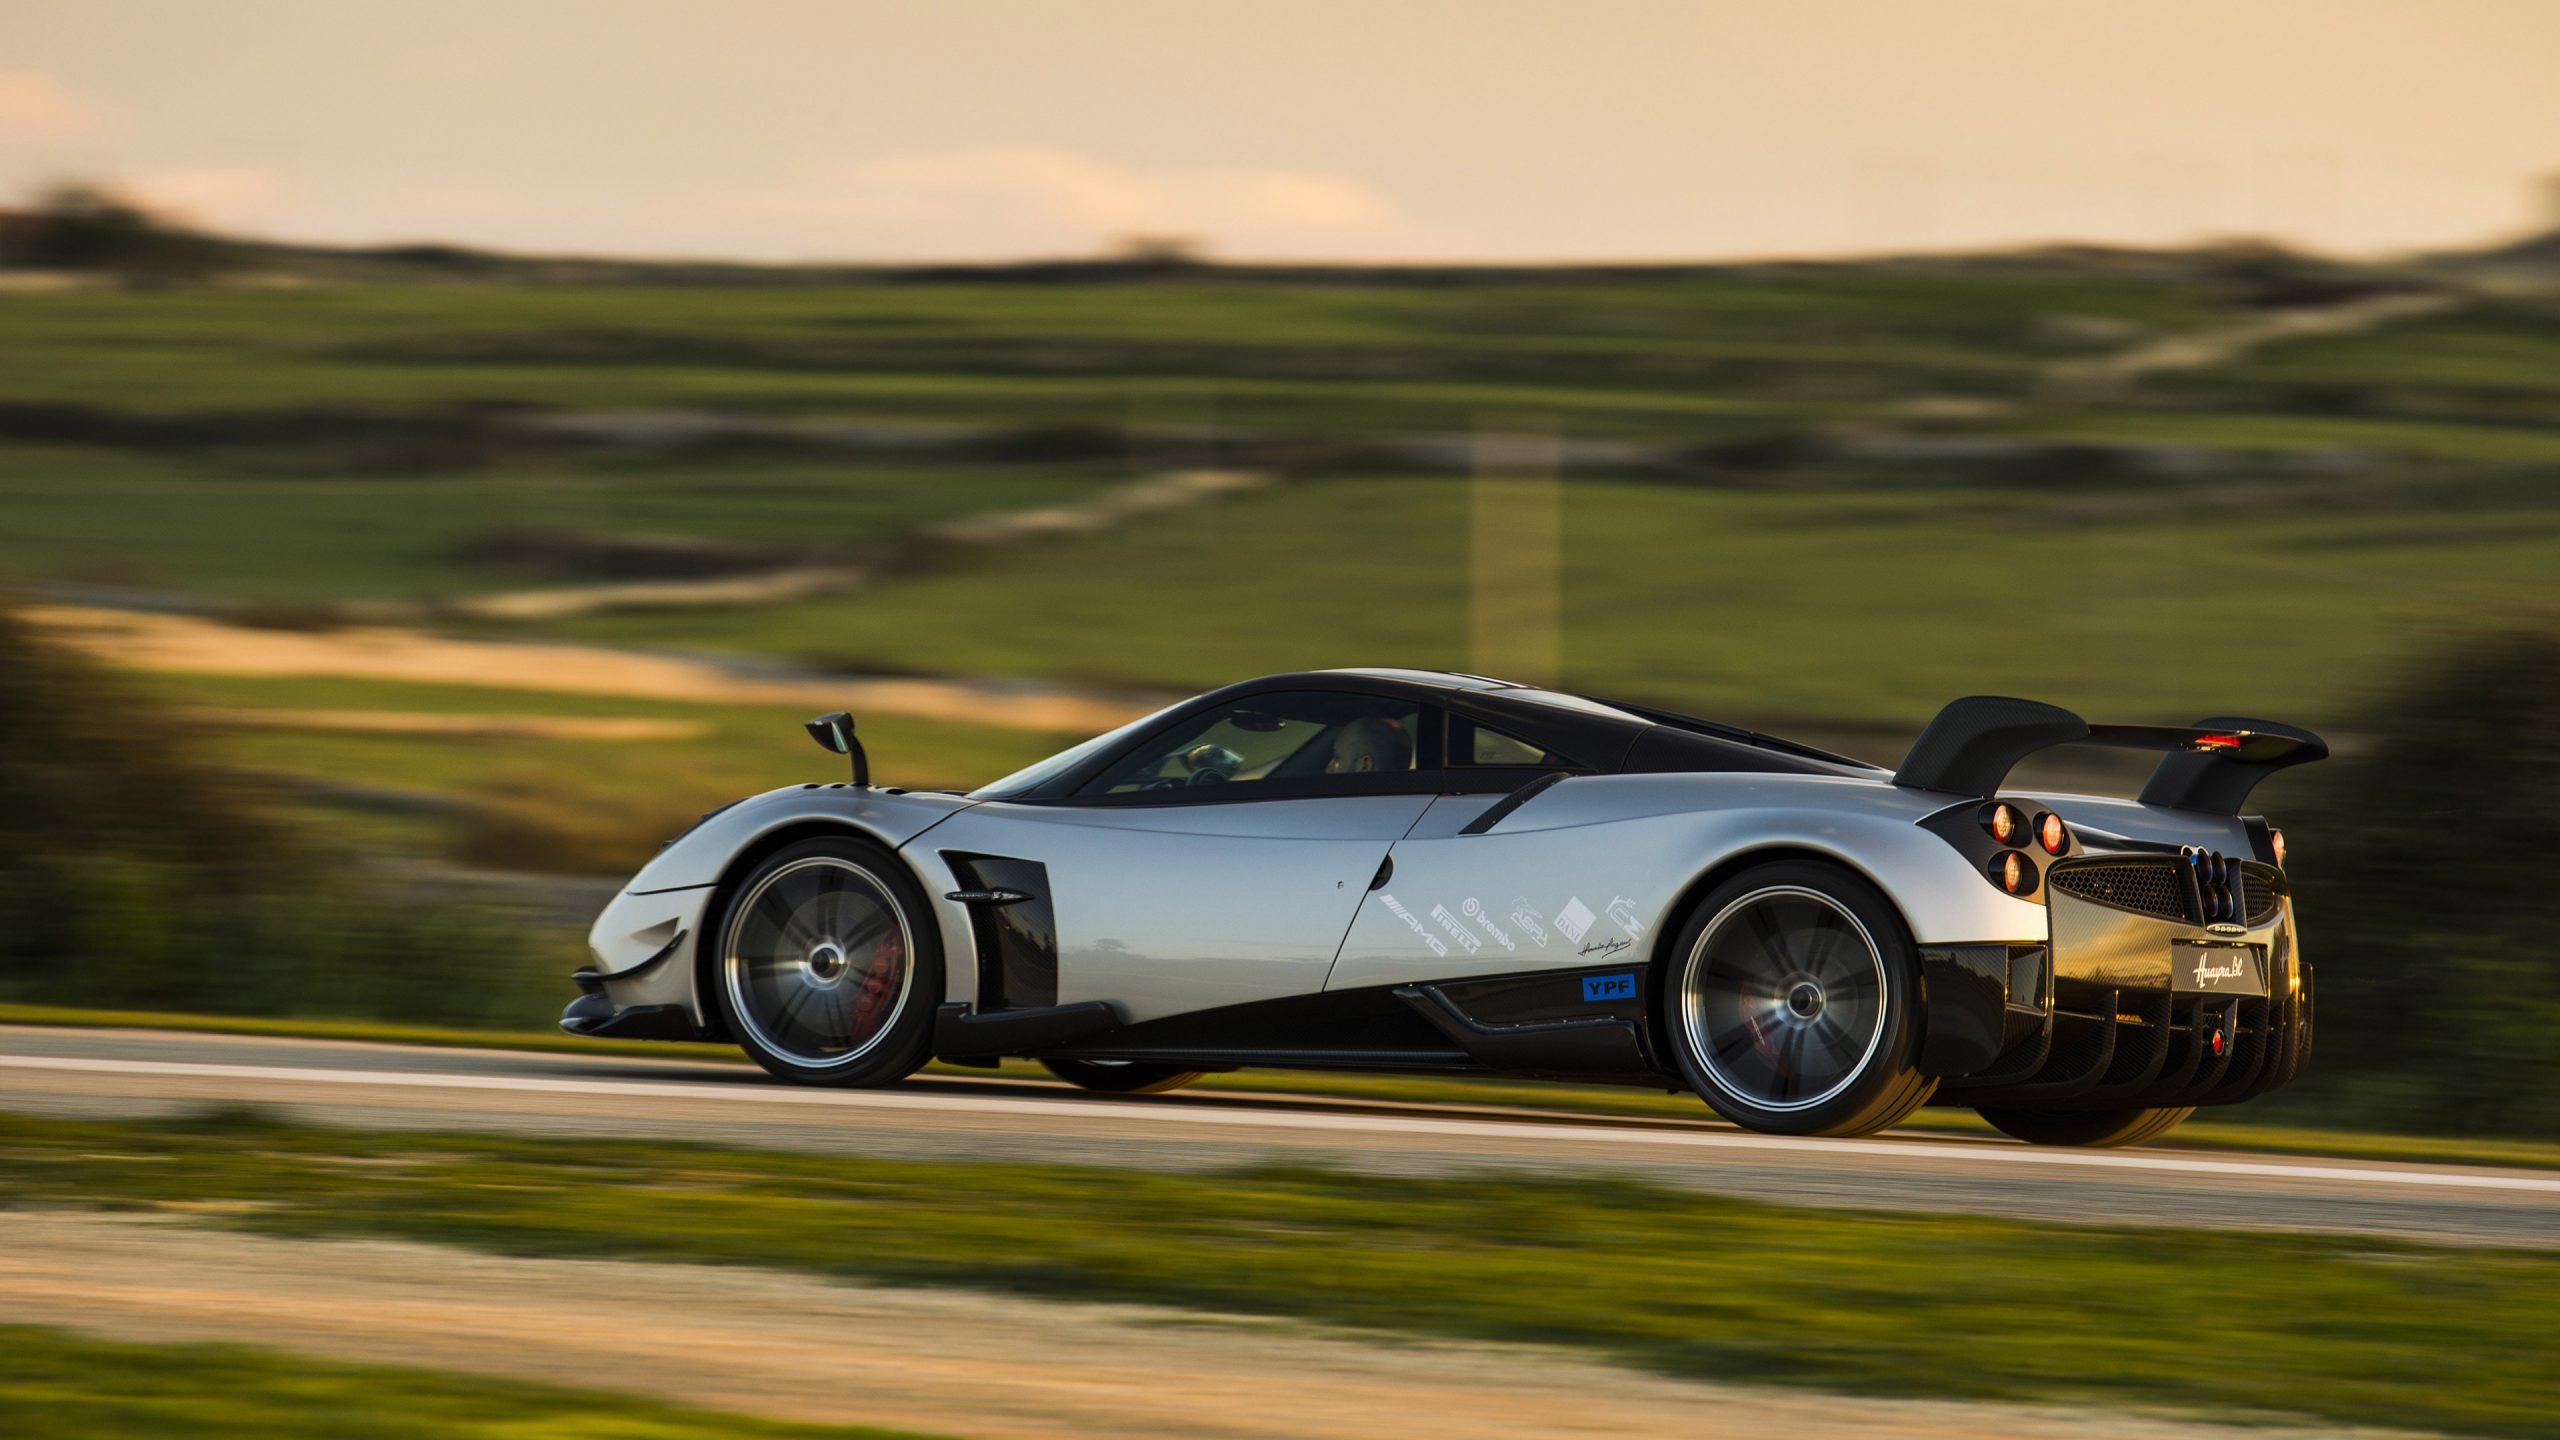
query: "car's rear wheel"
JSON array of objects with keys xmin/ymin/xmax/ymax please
[
  {"xmin": 1038, "ymin": 1058, "xmax": 1205, "ymax": 1095},
  {"xmin": 1975, "ymin": 1105, "xmax": 2194, "ymax": 1148},
  {"xmin": 1664, "ymin": 860, "xmax": 1935, "ymax": 1137},
  {"xmin": 712, "ymin": 836, "xmax": 939, "ymax": 1086}
]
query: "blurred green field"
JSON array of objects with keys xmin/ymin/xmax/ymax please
[
  {"xmin": 3, "ymin": 256, "xmax": 2552, "ymax": 876},
  {"xmin": 0, "ymin": 441, "xmax": 1125, "ymax": 604},
  {"xmin": 541, "ymin": 465, "xmax": 2558, "ymax": 730},
  {"xmin": 0, "ymin": 269, "xmax": 2234, "ymax": 428},
  {"xmin": 141, "ymin": 672, "xmax": 1068, "ymax": 872}
]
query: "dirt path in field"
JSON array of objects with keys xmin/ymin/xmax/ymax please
[
  {"xmin": 445, "ymin": 468, "xmax": 1268, "ymax": 621},
  {"xmin": 188, "ymin": 706, "xmax": 713, "ymax": 740},
  {"xmin": 28, "ymin": 604, "xmax": 1158, "ymax": 735},
  {"xmin": 2039, "ymin": 290, "xmax": 2459, "ymax": 398},
  {"xmin": 0, "ymin": 1211, "xmax": 2421, "ymax": 1440}
]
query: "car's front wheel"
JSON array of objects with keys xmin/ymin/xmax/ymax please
[
  {"xmin": 711, "ymin": 835, "xmax": 939, "ymax": 1086},
  {"xmin": 1038, "ymin": 1058, "xmax": 1205, "ymax": 1095},
  {"xmin": 1664, "ymin": 860, "xmax": 1935, "ymax": 1137},
  {"xmin": 1975, "ymin": 1105, "xmax": 2194, "ymax": 1148}
]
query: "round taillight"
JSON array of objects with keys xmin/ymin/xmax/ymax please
[
  {"xmin": 1990, "ymin": 850, "xmax": 2038, "ymax": 895},
  {"xmin": 1983, "ymin": 803, "xmax": 2023, "ymax": 845},
  {"xmin": 2037, "ymin": 811, "xmax": 2068, "ymax": 856},
  {"xmin": 2270, "ymin": 829, "xmax": 2287, "ymax": 869}
]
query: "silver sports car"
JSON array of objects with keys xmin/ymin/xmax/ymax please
[{"xmin": 565, "ymin": 670, "xmax": 2324, "ymax": 1147}]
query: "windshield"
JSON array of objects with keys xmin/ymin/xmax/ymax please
[{"xmin": 969, "ymin": 701, "xmax": 1184, "ymax": 798}]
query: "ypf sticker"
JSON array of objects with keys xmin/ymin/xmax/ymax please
[{"xmin": 1582, "ymin": 972, "xmax": 1636, "ymax": 1003}]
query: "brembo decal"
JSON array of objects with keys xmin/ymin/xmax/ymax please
[
  {"xmin": 1429, "ymin": 903, "xmax": 1484, "ymax": 955},
  {"xmin": 1377, "ymin": 894, "xmax": 1448, "ymax": 956},
  {"xmin": 1582, "ymin": 972, "xmax": 1637, "ymax": 1003},
  {"xmin": 1508, "ymin": 897, "xmax": 1552, "ymax": 947},
  {"xmin": 1554, "ymin": 896, "xmax": 1597, "ymax": 945},
  {"xmin": 1460, "ymin": 897, "xmax": 1517, "ymax": 951},
  {"xmin": 1605, "ymin": 896, "xmax": 1648, "ymax": 939}
]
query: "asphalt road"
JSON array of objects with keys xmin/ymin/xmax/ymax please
[{"xmin": 5, "ymin": 1024, "xmax": 2556, "ymax": 1248}]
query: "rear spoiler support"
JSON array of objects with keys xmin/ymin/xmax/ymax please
[{"xmin": 1891, "ymin": 696, "xmax": 2327, "ymax": 815}]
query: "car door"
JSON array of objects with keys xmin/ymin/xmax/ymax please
[{"xmin": 917, "ymin": 688, "xmax": 1436, "ymax": 1024}]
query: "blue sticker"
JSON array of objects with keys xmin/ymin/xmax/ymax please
[{"xmin": 1582, "ymin": 972, "xmax": 1636, "ymax": 1003}]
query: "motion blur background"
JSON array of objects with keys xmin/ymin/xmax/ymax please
[{"xmin": 3, "ymin": 0, "xmax": 2557, "ymax": 1135}]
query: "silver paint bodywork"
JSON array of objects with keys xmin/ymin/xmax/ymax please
[{"xmin": 584, "ymin": 763, "xmax": 2258, "ymax": 1034}]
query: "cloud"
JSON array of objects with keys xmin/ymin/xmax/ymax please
[
  {"xmin": 711, "ymin": 148, "xmax": 1452, "ymax": 260},
  {"xmin": 124, "ymin": 169, "xmax": 286, "ymax": 231},
  {"xmin": 0, "ymin": 71, "xmax": 93, "ymax": 139}
]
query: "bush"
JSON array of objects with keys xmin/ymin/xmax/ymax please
[
  {"xmin": 2281, "ymin": 622, "xmax": 2560, "ymax": 1133},
  {"xmin": 0, "ymin": 184, "xmax": 236, "ymax": 278},
  {"xmin": 0, "ymin": 604, "xmax": 566, "ymax": 1027}
]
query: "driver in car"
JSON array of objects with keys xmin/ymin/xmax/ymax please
[{"xmin": 1323, "ymin": 715, "xmax": 1413, "ymax": 774}]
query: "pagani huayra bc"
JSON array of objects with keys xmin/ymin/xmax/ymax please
[{"xmin": 568, "ymin": 672, "xmax": 2322, "ymax": 1147}]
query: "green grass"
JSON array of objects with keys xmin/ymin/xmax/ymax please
[
  {"xmin": 13, "ymin": 1004, "xmax": 2560, "ymax": 1173},
  {"xmin": 0, "ymin": 1324, "xmax": 954, "ymax": 1440},
  {"xmin": 538, "ymin": 467, "xmax": 2560, "ymax": 730},
  {"xmin": 0, "ymin": 441, "xmax": 1126, "ymax": 604},
  {"xmin": 2011, "ymin": 409, "xmax": 2560, "ymax": 463},
  {"xmin": 3, "ymin": 1107, "xmax": 2554, "ymax": 1437},
  {"xmin": 0, "ymin": 272, "xmax": 2231, "ymax": 428},
  {"xmin": 131, "ymin": 672, "xmax": 1066, "ymax": 872}
]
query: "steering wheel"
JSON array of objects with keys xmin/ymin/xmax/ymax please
[{"xmin": 1179, "ymin": 743, "xmax": 1244, "ymax": 783}]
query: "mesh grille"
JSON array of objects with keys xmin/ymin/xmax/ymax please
[
  {"xmin": 2050, "ymin": 860, "xmax": 2190, "ymax": 922},
  {"xmin": 2241, "ymin": 864, "xmax": 2286, "ymax": 924}
]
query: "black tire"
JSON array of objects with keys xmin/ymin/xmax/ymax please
[
  {"xmin": 1976, "ymin": 1105, "xmax": 2194, "ymax": 1148},
  {"xmin": 1662, "ymin": 859, "xmax": 1936, "ymax": 1137},
  {"xmin": 709, "ymin": 835, "xmax": 940, "ymax": 1086},
  {"xmin": 1039, "ymin": 1058, "xmax": 1205, "ymax": 1095}
]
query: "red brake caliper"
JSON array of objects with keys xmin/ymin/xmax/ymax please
[{"xmin": 851, "ymin": 929, "xmax": 903, "ymax": 1033}]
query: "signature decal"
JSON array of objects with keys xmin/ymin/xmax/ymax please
[{"xmin": 1578, "ymin": 937, "xmax": 1631, "ymax": 959}]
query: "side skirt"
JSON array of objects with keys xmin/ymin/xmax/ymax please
[{"xmin": 1023, "ymin": 965, "xmax": 1675, "ymax": 1085}]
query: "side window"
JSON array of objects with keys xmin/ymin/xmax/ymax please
[
  {"xmin": 1079, "ymin": 691, "xmax": 1422, "ymax": 796},
  {"xmin": 1450, "ymin": 715, "xmax": 1576, "ymax": 768}
]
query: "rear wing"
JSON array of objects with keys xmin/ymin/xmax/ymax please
[{"xmin": 1891, "ymin": 696, "xmax": 2327, "ymax": 814}]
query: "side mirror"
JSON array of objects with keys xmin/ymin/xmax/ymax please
[{"xmin": 803, "ymin": 711, "xmax": 869, "ymax": 786}]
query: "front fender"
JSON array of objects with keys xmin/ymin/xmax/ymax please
[
  {"xmin": 627, "ymin": 784, "xmax": 980, "ymax": 895},
  {"xmin": 584, "ymin": 785, "xmax": 981, "ymax": 1028}
]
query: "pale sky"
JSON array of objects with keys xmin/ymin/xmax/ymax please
[{"xmin": 3, "ymin": 0, "xmax": 2556, "ymax": 263}]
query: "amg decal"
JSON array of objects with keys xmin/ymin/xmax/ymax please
[
  {"xmin": 1554, "ymin": 896, "xmax": 1597, "ymax": 945},
  {"xmin": 1429, "ymin": 903, "xmax": 1484, "ymax": 955},
  {"xmin": 1460, "ymin": 897, "xmax": 1517, "ymax": 951},
  {"xmin": 1377, "ymin": 893, "xmax": 1448, "ymax": 956},
  {"xmin": 1507, "ymin": 897, "xmax": 1552, "ymax": 948}
]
